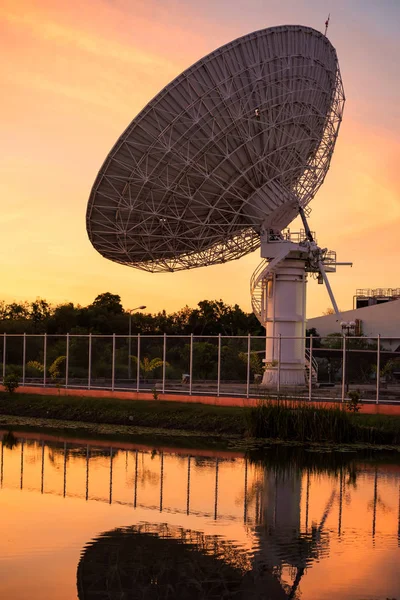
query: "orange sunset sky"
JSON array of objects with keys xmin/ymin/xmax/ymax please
[{"xmin": 1, "ymin": 0, "xmax": 400, "ymax": 317}]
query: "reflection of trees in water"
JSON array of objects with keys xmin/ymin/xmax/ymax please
[
  {"xmin": 125, "ymin": 451, "xmax": 160, "ymax": 488},
  {"xmin": 2, "ymin": 431, "xmax": 18, "ymax": 449},
  {"xmin": 77, "ymin": 523, "xmax": 291, "ymax": 600}
]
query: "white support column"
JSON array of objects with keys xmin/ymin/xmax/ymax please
[{"xmin": 262, "ymin": 258, "xmax": 307, "ymax": 387}]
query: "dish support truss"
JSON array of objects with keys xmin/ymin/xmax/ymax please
[{"xmin": 250, "ymin": 228, "xmax": 337, "ymax": 387}]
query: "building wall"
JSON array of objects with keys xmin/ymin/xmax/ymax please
[{"xmin": 307, "ymin": 299, "xmax": 400, "ymax": 350}]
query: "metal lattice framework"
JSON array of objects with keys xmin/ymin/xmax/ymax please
[{"xmin": 87, "ymin": 25, "xmax": 345, "ymax": 272}]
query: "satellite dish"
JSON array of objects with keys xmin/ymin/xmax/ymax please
[{"xmin": 86, "ymin": 24, "xmax": 348, "ymax": 387}]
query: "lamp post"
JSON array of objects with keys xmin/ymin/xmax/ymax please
[
  {"xmin": 341, "ymin": 321, "xmax": 356, "ymax": 393},
  {"xmin": 128, "ymin": 306, "xmax": 146, "ymax": 380}
]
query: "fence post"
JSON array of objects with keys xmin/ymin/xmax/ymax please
[
  {"xmin": 186, "ymin": 456, "xmax": 191, "ymax": 515},
  {"xmin": 217, "ymin": 334, "xmax": 221, "ymax": 397},
  {"xmin": 22, "ymin": 333, "xmax": 26, "ymax": 387},
  {"xmin": 308, "ymin": 334, "xmax": 313, "ymax": 402},
  {"xmin": 109, "ymin": 447, "xmax": 113, "ymax": 505},
  {"xmin": 128, "ymin": 317, "xmax": 132, "ymax": 380},
  {"xmin": 214, "ymin": 457, "xmax": 219, "ymax": 521},
  {"xmin": 277, "ymin": 334, "xmax": 282, "ymax": 394},
  {"xmin": 162, "ymin": 333, "xmax": 166, "ymax": 394},
  {"xmin": 246, "ymin": 334, "xmax": 251, "ymax": 399},
  {"xmin": 85, "ymin": 444, "xmax": 90, "ymax": 501},
  {"xmin": 2, "ymin": 333, "xmax": 6, "ymax": 381},
  {"xmin": 376, "ymin": 334, "xmax": 380, "ymax": 405},
  {"xmin": 341, "ymin": 335, "xmax": 346, "ymax": 403},
  {"xmin": 43, "ymin": 333, "xmax": 47, "ymax": 388},
  {"xmin": 63, "ymin": 441, "xmax": 67, "ymax": 497},
  {"xmin": 136, "ymin": 334, "xmax": 141, "ymax": 393},
  {"xmin": 189, "ymin": 334, "xmax": 193, "ymax": 396},
  {"xmin": 65, "ymin": 333, "xmax": 69, "ymax": 388},
  {"xmin": 111, "ymin": 333, "xmax": 116, "ymax": 391},
  {"xmin": 159, "ymin": 452, "xmax": 164, "ymax": 512},
  {"xmin": 88, "ymin": 334, "xmax": 92, "ymax": 390}
]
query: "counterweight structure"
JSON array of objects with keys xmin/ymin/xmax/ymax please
[{"xmin": 86, "ymin": 25, "xmax": 345, "ymax": 386}]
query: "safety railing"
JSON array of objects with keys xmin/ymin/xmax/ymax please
[{"xmin": 1, "ymin": 333, "xmax": 400, "ymax": 403}]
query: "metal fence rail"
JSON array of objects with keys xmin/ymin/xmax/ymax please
[{"xmin": 1, "ymin": 333, "xmax": 400, "ymax": 403}]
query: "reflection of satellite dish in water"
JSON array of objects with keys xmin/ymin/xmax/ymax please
[
  {"xmin": 77, "ymin": 523, "xmax": 289, "ymax": 599},
  {"xmin": 86, "ymin": 25, "xmax": 349, "ymax": 386}
]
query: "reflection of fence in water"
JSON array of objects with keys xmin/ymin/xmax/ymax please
[
  {"xmin": 1, "ymin": 438, "xmax": 400, "ymax": 544},
  {"xmin": 0, "ymin": 439, "xmax": 256, "ymax": 523}
]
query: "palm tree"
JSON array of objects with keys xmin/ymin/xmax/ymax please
[{"xmin": 130, "ymin": 356, "xmax": 168, "ymax": 381}]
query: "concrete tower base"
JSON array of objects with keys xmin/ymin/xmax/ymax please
[{"xmin": 262, "ymin": 257, "xmax": 307, "ymax": 387}]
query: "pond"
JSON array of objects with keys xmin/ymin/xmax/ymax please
[{"xmin": 0, "ymin": 430, "xmax": 399, "ymax": 599}]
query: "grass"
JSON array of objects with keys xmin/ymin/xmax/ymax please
[
  {"xmin": 352, "ymin": 412, "xmax": 400, "ymax": 436},
  {"xmin": 1, "ymin": 392, "xmax": 400, "ymax": 447}
]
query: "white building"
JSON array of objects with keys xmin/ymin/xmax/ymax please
[{"xmin": 307, "ymin": 299, "xmax": 400, "ymax": 351}]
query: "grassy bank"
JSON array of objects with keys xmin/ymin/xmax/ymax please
[
  {"xmin": 1, "ymin": 392, "xmax": 400, "ymax": 447},
  {"xmin": 0, "ymin": 392, "xmax": 245, "ymax": 435}
]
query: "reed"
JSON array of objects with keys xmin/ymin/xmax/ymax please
[{"xmin": 245, "ymin": 399, "xmax": 357, "ymax": 443}]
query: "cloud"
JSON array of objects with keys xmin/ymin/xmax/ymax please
[{"xmin": 2, "ymin": 2, "xmax": 179, "ymax": 72}]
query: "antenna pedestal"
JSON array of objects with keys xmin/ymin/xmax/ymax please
[{"xmin": 262, "ymin": 256, "xmax": 307, "ymax": 387}]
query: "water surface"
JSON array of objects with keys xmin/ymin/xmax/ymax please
[{"xmin": 0, "ymin": 431, "xmax": 399, "ymax": 599}]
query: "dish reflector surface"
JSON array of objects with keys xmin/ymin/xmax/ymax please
[{"xmin": 87, "ymin": 25, "xmax": 344, "ymax": 272}]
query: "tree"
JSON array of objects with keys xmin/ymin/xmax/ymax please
[
  {"xmin": 4, "ymin": 302, "xmax": 30, "ymax": 320},
  {"xmin": 30, "ymin": 298, "xmax": 51, "ymax": 332},
  {"xmin": 91, "ymin": 293, "xmax": 123, "ymax": 314},
  {"xmin": 47, "ymin": 303, "xmax": 78, "ymax": 334},
  {"xmin": 306, "ymin": 328, "xmax": 321, "ymax": 348},
  {"xmin": 239, "ymin": 351, "xmax": 263, "ymax": 376},
  {"xmin": 130, "ymin": 356, "xmax": 168, "ymax": 380},
  {"xmin": 322, "ymin": 307, "xmax": 340, "ymax": 316}
]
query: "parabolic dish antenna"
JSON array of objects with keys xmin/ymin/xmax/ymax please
[
  {"xmin": 86, "ymin": 25, "xmax": 348, "ymax": 387},
  {"xmin": 87, "ymin": 25, "xmax": 344, "ymax": 273}
]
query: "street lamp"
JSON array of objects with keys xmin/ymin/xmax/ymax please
[
  {"xmin": 128, "ymin": 306, "xmax": 146, "ymax": 380},
  {"xmin": 341, "ymin": 321, "xmax": 356, "ymax": 393}
]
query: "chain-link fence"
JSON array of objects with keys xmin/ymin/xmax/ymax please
[{"xmin": 1, "ymin": 333, "xmax": 399, "ymax": 402}]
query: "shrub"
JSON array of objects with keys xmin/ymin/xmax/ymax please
[
  {"xmin": 346, "ymin": 390, "xmax": 362, "ymax": 413},
  {"xmin": 3, "ymin": 373, "xmax": 19, "ymax": 394}
]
